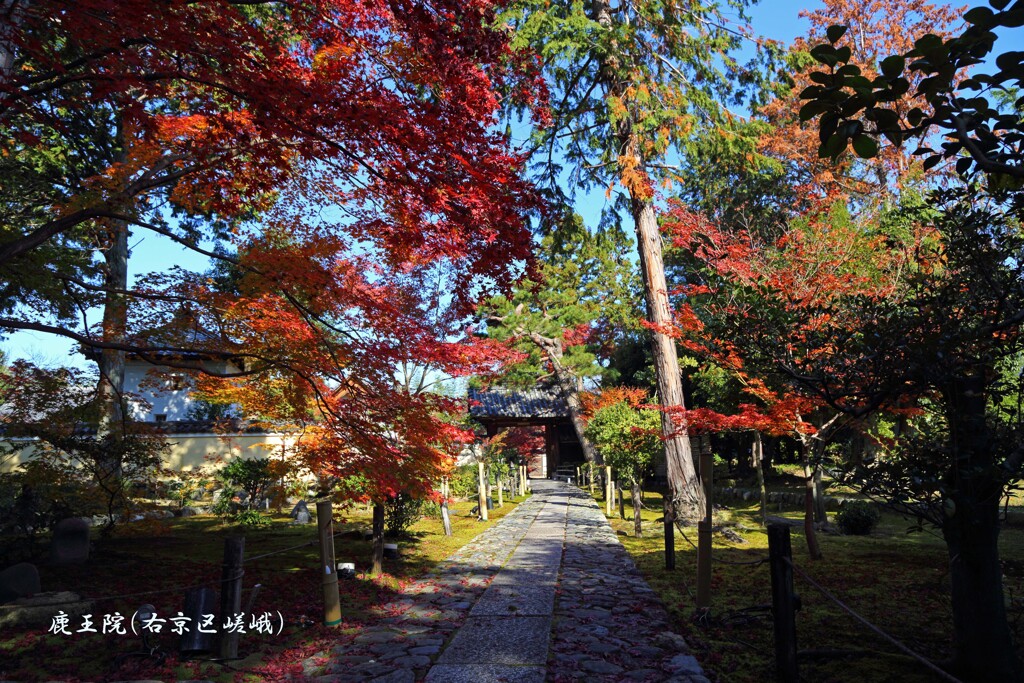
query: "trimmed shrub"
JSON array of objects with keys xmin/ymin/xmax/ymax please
[
  {"xmin": 384, "ymin": 492, "xmax": 424, "ymax": 537},
  {"xmin": 836, "ymin": 501, "xmax": 881, "ymax": 535}
]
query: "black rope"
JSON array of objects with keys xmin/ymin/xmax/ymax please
[
  {"xmin": 785, "ymin": 557, "xmax": 965, "ymax": 683},
  {"xmin": 676, "ymin": 524, "xmax": 768, "ymax": 566}
]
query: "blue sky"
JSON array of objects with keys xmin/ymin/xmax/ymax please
[{"xmin": 6, "ymin": 0, "xmax": 1013, "ymax": 368}]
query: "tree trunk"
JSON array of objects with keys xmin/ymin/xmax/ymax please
[
  {"xmin": 942, "ymin": 373, "xmax": 1021, "ymax": 682},
  {"xmin": 529, "ymin": 332, "xmax": 601, "ymax": 464},
  {"xmin": 801, "ymin": 451, "xmax": 822, "ymax": 560},
  {"xmin": 632, "ymin": 482, "xmax": 643, "ymax": 537},
  {"xmin": 753, "ymin": 432, "xmax": 768, "ymax": 526},
  {"xmin": 633, "ymin": 197, "xmax": 704, "ymax": 523},
  {"xmin": 0, "ymin": 0, "xmax": 24, "ymax": 82},
  {"xmin": 96, "ymin": 214, "xmax": 129, "ymax": 497},
  {"xmin": 586, "ymin": 0, "xmax": 703, "ymax": 522}
]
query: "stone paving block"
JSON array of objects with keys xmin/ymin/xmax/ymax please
[
  {"xmin": 469, "ymin": 581, "xmax": 556, "ymax": 617},
  {"xmin": 435, "ymin": 616, "xmax": 551, "ymax": 666},
  {"xmin": 423, "ymin": 664, "xmax": 546, "ymax": 683}
]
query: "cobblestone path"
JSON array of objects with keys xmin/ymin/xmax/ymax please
[{"xmin": 309, "ymin": 480, "xmax": 708, "ymax": 683}]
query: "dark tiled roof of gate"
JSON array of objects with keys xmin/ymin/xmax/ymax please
[{"xmin": 468, "ymin": 387, "xmax": 570, "ymax": 419}]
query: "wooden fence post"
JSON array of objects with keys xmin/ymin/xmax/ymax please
[
  {"xmin": 664, "ymin": 498, "xmax": 675, "ymax": 570},
  {"xmin": 605, "ymin": 466, "xmax": 613, "ymax": 516},
  {"xmin": 440, "ymin": 478, "xmax": 453, "ymax": 536},
  {"xmin": 316, "ymin": 500, "xmax": 342, "ymax": 626},
  {"xmin": 371, "ymin": 503, "xmax": 385, "ymax": 576},
  {"xmin": 768, "ymin": 524, "xmax": 799, "ymax": 683},
  {"xmin": 218, "ymin": 535, "xmax": 244, "ymax": 660},
  {"xmin": 477, "ymin": 461, "xmax": 488, "ymax": 521},
  {"xmin": 696, "ymin": 436, "xmax": 714, "ymax": 610}
]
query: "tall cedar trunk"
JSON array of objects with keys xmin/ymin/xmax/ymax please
[
  {"xmin": 632, "ymin": 482, "xmax": 643, "ymax": 537},
  {"xmin": 587, "ymin": 0, "xmax": 703, "ymax": 522},
  {"xmin": 942, "ymin": 373, "xmax": 1021, "ymax": 682},
  {"xmin": 529, "ymin": 332, "xmax": 601, "ymax": 463},
  {"xmin": 753, "ymin": 432, "xmax": 768, "ymax": 526},
  {"xmin": 96, "ymin": 215, "xmax": 128, "ymax": 487},
  {"xmin": 634, "ymin": 197, "xmax": 705, "ymax": 522},
  {"xmin": 371, "ymin": 503, "xmax": 385, "ymax": 576}
]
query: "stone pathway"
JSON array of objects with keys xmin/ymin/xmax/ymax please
[
  {"xmin": 302, "ymin": 491, "xmax": 548, "ymax": 682},
  {"xmin": 309, "ymin": 481, "xmax": 708, "ymax": 683},
  {"xmin": 547, "ymin": 484, "xmax": 709, "ymax": 683}
]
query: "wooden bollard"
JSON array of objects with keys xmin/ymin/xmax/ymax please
[
  {"xmin": 372, "ymin": 503, "xmax": 385, "ymax": 576},
  {"xmin": 768, "ymin": 524, "xmax": 799, "ymax": 682},
  {"xmin": 218, "ymin": 535, "xmax": 244, "ymax": 660},
  {"xmin": 664, "ymin": 499, "xmax": 675, "ymax": 570},
  {"xmin": 317, "ymin": 500, "xmax": 341, "ymax": 626},
  {"xmin": 696, "ymin": 437, "xmax": 714, "ymax": 610},
  {"xmin": 605, "ymin": 466, "xmax": 613, "ymax": 516},
  {"xmin": 477, "ymin": 461, "xmax": 488, "ymax": 521}
]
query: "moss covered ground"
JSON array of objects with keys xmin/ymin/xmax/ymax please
[
  {"xmin": 600, "ymin": 484, "xmax": 1024, "ymax": 683},
  {"xmin": 0, "ymin": 494, "xmax": 528, "ymax": 682}
]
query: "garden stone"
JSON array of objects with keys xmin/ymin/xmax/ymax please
[
  {"xmin": 50, "ymin": 517, "xmax": 90, "ymax": 564},
  {"xmin": 293, "ymin": 510, "xmax": 311, "ymax": 524},
  {"xmin": 180, "ymin": 506, "xmax": 199, "ymax": 517},
  {"xmin": 0, "ymin": 591, "xmax": 92, "ymax": 628},
  {"xmin": 0, "ymin": 562, "xmax": 40, "ymax": 603},
  {"xmin": 653, "ymin": 631, "xmax": 689, "ymax": 651},
  {"xmin": 290, "ymin": 500, "xmax": 309, "ymax": 519}
]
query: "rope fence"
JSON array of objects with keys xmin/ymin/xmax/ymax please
[
  {"xmin": 766, "ymin": 522, "xmax": 965, "ymax": 683},
  {"xmin": 785, "ymin": 556, "xmax": 965, "ymax": 683},
  {"xmin": 21, "ymin": 522, "xmax": 355, "ymax": 610}
]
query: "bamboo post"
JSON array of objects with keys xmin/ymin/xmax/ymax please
[
  {"xmin": 497, "ymin": 475, "xmax": 504, "ymax": 507},
  {"xmin": 696, "ymin": 437, "xmax": 714, "ymax": 609},
  {"xmin": 441, "ymin": 475, "xmax": 451, "ymax": 536},
  {"xmin": 316, "ymin": 500, "xmax": 341, "ymax": 626},
  {"xmin": 768, "ymin": 524, "xmax": 799, "ymax": 683},
  {"xmin": 218, "ymin": 535, "xmax": 244, "ymax": 660},
  {"xmin": 371, "ymin": 503, "xmax": 384, "ymax": 576},
  {"xmin": 477, "ymin": 461, "xmax": 488, "ymax": 521},
  {"xmin": 605, "ymin": 466, "xmax": 613, "ymax": 516},
  {"xmin": 589, "ymin": 462, "xmax": 595, "ymax": 494}
]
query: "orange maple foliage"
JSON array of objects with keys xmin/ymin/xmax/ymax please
[{"xmin": 757, "ymin": 0, "xmax": 963, "ymax": 205}]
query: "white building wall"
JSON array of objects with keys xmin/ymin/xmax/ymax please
[{"xmin": 123, "ymin": 359, "xmax": 241, "ymax": 421}]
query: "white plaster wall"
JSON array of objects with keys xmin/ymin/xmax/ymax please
[{"xmin": 124, "ymin": 359, "xmax": 240, "ymax": 421}]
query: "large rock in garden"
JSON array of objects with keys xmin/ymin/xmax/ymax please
[
  {"xmin": 0, "ymin": 591, "xmax": 93, "ymax": 629},
  {"xmin": 291, "ymin": 500, "xmax": 311, "ymax": 524},
  {"xmin": 50, "ymin": 517, "xmax": 90, "ymax": 564},
  {"xmin": 0, "ymin": 562, "xmax": 41, "ymax": 603}
]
